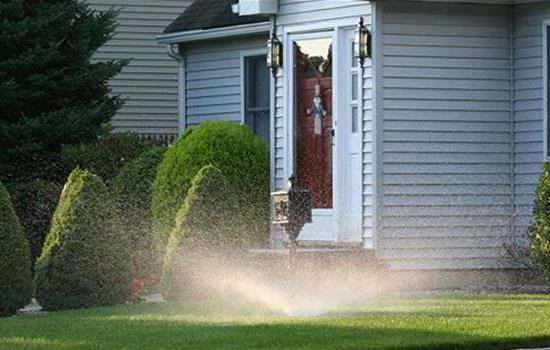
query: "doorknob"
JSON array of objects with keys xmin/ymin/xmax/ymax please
[{"xmin": 331, "ymin": 128, "xmax": 335, "ymax": 146}]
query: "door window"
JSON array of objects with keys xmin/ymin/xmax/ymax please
[{"xmin": 293, "ymin": 38, "xmax": 333, "ymax": 209}]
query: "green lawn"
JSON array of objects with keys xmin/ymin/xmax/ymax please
[{"xmin": 1, "ymin": 294, "xmax": 550, "ymax": 350}]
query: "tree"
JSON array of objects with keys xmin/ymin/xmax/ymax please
[
  {"xmin": 35, "ymin": 168, "xmax": 131, "ymax": 311},
  {"xmin": 0, "ymin": 181, "xmax": 32, "ymax": 317},
  {"xmin": 0, "ymin": 1, "xmax": 126, "ymax": 182}
]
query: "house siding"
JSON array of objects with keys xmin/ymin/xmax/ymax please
[
  {"xmin": 379, "ymin": 1, "xmax": 513, "ymax": 269},
  {"xmin": 88, "ymin": 0, "xmax": 191, "ymax": 136},
  {"xmin": 513, "ymin": 3, "xmax": 550, "ymax": 244},
  {"xmin": 273, "ymin": 0, "xmax": 375, "ymax": 244},
  {"xmin": 183, "ymin": 37, "xmax": 267, "ymax": 128}
]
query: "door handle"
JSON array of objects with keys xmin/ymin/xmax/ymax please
[{"xmin": 331, "ymin": 128, "xmax": 335, "ymax": 146}]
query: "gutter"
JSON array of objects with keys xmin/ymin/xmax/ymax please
[{"xmin": 156, "ymin": 22, "xmax": 271, "ymax": 45}]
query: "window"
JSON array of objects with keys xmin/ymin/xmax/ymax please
[{"xmin": 244, "ymin": 55, "xmax": 270, "ymax": 145}]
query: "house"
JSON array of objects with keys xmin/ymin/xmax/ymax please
[
  {"xmin": 88, "ymin": 0, "xmax": 193, "ymax": 139},
  {"xmin": 156, "ymin": 0, "xmax": 550, "ymax": 283}
]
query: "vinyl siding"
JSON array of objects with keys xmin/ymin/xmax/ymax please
[
  {"xmin": 88, "ymin": 0, "xmax": 191, "ymax": 135},
  {"xmin": 183, "ymin": 37, "xmax": 267, "ymax": 128},
  {"xmin": 273, "ymin": 0, "xmax": 374, "ymax": 243},
  {"xmin": 513, "ymin": 3, "xmax": 550, "ymax": 243},
  {"xmin": 379, "ymin": 1, "xmax": 513, "ymax": 269}
]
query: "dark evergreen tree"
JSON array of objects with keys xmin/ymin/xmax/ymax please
[{"xmin": 0, "ymin": 0, "xmax": 126, "ymax": 182}]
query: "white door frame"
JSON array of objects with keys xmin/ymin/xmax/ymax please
[{"xmin": 283, "ymin": 25, "xmax": 362, "ymax": 243}]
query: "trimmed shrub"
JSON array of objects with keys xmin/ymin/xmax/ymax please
[
  {"xmin": 0, "ymin": 181, "xmax": 33, "ymax": 317},
  {"xmin": 532, "ymin": 163, "xmax": 550, "ymax": 279},
  {"xmin": 162, "ymin": 165, "xmax": 235, "ymax": 299},
  {"xmin": 35, "ymin": 168, "xmax": 132, "ymax": 311},
  {"xmin": 111, "ymin": 147, "xmax": 166, "ymax": 278},
  {"xmin": 6, "ymin": 179, "xmax": 62, "ymax": 270},
  {"xmin": 152, "ymin": 121, "xmax": 269, "ymax": 265},
  {"xmin": 61, "ymin": 132, "xmax": 153, "ymax": 183}
]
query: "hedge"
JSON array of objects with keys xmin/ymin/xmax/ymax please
[
  {"xmin": 0, "ymin": 181, "xmax": 32, "ymax": 317},
  {"xmin": 532, "ymin": 163, "xmax": 550, "ymax": 279},
  {"xmin": 152, "ymin": 121, "xmax": 270, "ymax": 268},
  {"xmin": 35, "ymin": 168, "xmax": 132, "ymax": 311},
  {"xmin": 61, "ymin": 132, "xmax": 153, "ymax": 183},
  {"xmin": 162, "ymin": 165, "xmax": 235, "ymax": 299},
  {"xmin": 112, "ymin": 147, "xmax": 166, "ymax": 278},
  {"xmin": 6, "ymin": 179, "xmax": 62, "ymax": 270}
]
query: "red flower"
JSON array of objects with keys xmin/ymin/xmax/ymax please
[{"xmin": 132, "ymin": 278, "xmax": 145, "ymax": 294}]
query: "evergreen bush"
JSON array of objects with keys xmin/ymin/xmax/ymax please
[
  {"xmin": 0, "ymin": 181, "xmax": 32, "ymax": 317},
  {"xmin": 162, "ymin": 165, "xmax": 235, "ymax": 299},
  {"xmin": 532, "ymin": 163, "xmax": 550, "ymax": 279},
  {"xmin": 35, "ymin": 168, "xmax": 131, "ymax": 311},
  {"xmin": 7, "ymin": 180, "xmax": 62, "ymax": 270},
  {"xmin": 112, "ymin": 147, "xmax": 166, "ymax": 278},
  {"xmin": 152, "ymin": 121, "xmax": 270, "ymax": 266}
]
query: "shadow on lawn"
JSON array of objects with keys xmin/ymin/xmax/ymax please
[{"xmin": 1, "ymin": 306, "xmax": 550, "ymax": 350}]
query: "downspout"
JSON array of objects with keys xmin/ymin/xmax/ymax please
[
  {"xmin": 166, "ymin": 44, "xmax": 186, "ymax": 134},
  {"xmin": 509, "ymin": 7, "xmax": 516, "ymax": 242}
]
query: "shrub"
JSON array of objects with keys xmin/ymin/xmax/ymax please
[
  {"xmin": 162, "ymin": 165, "xmax": 235, "ymax": 299},
  {"xmin": 111, "ymin": 147, "xmax": 166, "ymax": 278},
  {"xmin": 35, "ymin": 168, "xmax": 132, "ymax": 311},
  {"xmin": 61, "ymin": 132, "xmax": 153, "ymax": 183},
  {"xmin": 0, "ymin": 181, "xmax": 32, "ymax": 317},
  {"xmin": 6, "ymin": 179, "xmax": 62, "ymax": 270},
  {"xmin": 532, "ymin": 163, "xmax": 550, "ymax": 279},
  {"xmin": 152, "ymin": 121, "xmax": 270, "ymax": 266}
]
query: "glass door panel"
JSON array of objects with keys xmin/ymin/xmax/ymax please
[{"xmin": 294, "ymin": 38, "xmax": 333, "ymax": 209}]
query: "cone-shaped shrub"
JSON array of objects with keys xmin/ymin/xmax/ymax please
[
  {"xmin": 112, "ymin": 147, "xmax": 166, "ymax": 278},
  {"xmin": 0, "ymin": 182, "xmax": 32, "ymax": 317},
  {"xmin": 163, "ymin": 165, "xmax": 235, "ymax": 299},
  {"xmin": 152, "ymin": 121, "xmax": 269, "ymax": 268},
  {"xmin": 35, "ymin": 168, "xmax": 131, "ymax": 311},
  {"xmin": 532, "ymin": 163, "xmax": 550, "ymax": 279}
]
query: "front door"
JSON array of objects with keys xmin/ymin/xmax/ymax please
[{"xmin": 289, "ymin": 29, "xmax": 362, "ymax": 243}]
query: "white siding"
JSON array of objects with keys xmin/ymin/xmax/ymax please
[
  {"xmin": 379, "ymin": 1, "xmax": 513, "ymax": 269},
  {"xmin": 273, "ymin": 0, "xmax": 374, "ymax": 243},
  {"xmin": 513, "ymin": 3, "xmax": 550, "ymax": 242},
  {"xmin": 184, "ymin": 37, "xmax": 267, "ymax": 127},
  {"xmin": 88, "ymin": 0, "xmax": 191, "ymax": 135}
]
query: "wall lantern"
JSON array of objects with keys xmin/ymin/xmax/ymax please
[
  {"xmin": 267, "ymin": 31, "xmax": 282, "ymax": 77},
  {"xmin": 355, "ymin": 17, "xmax": 372, "ymax": 65}
]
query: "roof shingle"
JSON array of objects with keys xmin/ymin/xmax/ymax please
[{"xmin": 164, "ymin": 0, "xmax": 270, "ymax": 34}]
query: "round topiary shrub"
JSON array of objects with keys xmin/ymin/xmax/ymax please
[
  {"xmin": 0, "ymin": 181, "xmax": 33, "ymax": 317},
  {"xmin": 111, "ymin": 147, "xmax": 166, "ymax": 278},
  {"xmin": 162, "ymin": 165, "xmax": 235, "ymax": 300},
  {"xmin": 532, "ymin": 163, "xmax": 550, "ymax": 279},
  {"xmin": 152, "ymin": 121, "xmax": 270, "ymax": 267},
  {"xmin": 35, "ymin": 168, "xmax": 132, "ymax": 311}
]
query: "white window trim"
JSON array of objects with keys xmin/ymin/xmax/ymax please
[
  {"xmin": 240, "ymin": 49, "xmax": 268, "ymax": 123},
  {"xmin": 544, "ymin": 20, "xmax": 550, "ymax": 160}
]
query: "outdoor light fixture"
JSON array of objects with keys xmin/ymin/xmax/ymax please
[
  {"xmin": 267, "ymin": 31, "xmax": 282, "ymax": 77},
  {"xmin": 355, "ymin": 17, "xmax": 372, "ymax": 65}
]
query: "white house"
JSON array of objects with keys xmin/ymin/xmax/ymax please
[{"xmin": 156, "ymin": 0, "xmax": 550, "ymax": 280}]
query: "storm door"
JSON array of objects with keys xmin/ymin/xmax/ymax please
[{"xmin": 289, "ymin": 29, "xmax": 363, "ymax": 243}]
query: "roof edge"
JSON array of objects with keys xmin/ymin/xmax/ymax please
[{"xmin": 157, "ymin": 22, "xmax": 270, "ymax": 45}]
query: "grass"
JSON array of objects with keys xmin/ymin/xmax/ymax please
[{"xmin": 1, "ymin": 294, "xmax": 550, "ymax": 350}]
